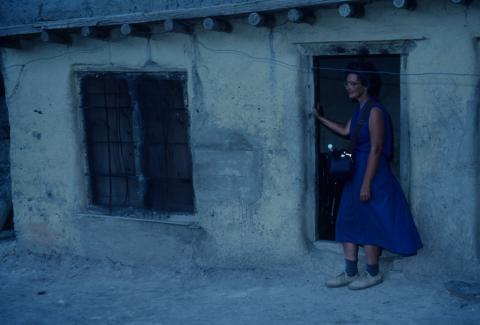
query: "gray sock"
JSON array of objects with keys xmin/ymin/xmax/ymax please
[
  {"xmin": 345, "ymin": 259, "xmax": 358, "ymax": 277},
  {"xmin": 367, "ymin": 263, "xmax": 379, "ymax": 276}
]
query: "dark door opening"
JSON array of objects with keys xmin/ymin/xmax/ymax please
[
  {"xmin": 314, "ymin": 55, "xmax": 401, "ymax": 241},
  {"xmin": 0, "ymin": 72, "xmax": 14, "ymax": 236}
]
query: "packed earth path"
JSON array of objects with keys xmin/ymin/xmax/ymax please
[{"xmin": 0, "ymin": 240, "xmax": 478, "ymax": 325}]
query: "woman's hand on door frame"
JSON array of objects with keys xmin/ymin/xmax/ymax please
[{"xmin": 314, "ymin": 102, "xmax": 324, "ymax": 120}]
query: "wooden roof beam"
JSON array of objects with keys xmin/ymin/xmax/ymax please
[
  {"xmin": 392, "ymin": 0, "xmax": 417, "ymax": 10},
  {"xmin": 287, "ymin": 8, "xmax": 316, "ymax": 24},
  {"xmin": 338, "ymin": 3, "xmax": 365, "ymax": 18},
  {"xmin": 40, "ymin": 30, "xmax": 72, "ymax": 44},
  {"xmin": 450, "ymin": 0, "xmax": 472, "ymax": 4},
  {"xmin": 247, "ymin": 12, "xmax": 275, "ymax": 28},
  {"xmin": 202, "ymin": 18, "xmax": 232, "ymax": 33},
  {"xmin": 81, "ymin": 26, "xmax": 112, "ymax": 39},
  {"xmin": 0, "ymin": 37, "xmax": 22, "ymax": 49},
  {"xmin": 164, "ymin": 19, "xmax": 191, "ymax": 34},
  {"xmin": 1, "ymin": 1, "xmax": 367, "ymax": 38},
  {"xmin": 120, "ymin": 23, "xmax": 151, "ymax": 37}
]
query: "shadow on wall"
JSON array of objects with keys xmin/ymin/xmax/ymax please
[{"xmin": 0, "ymin": 72, "xmax": 13, "ymax": 232}]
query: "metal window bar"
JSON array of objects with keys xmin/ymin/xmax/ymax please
[
  {"xmin": 102, "ymin": 78, "xmax": 113, "ymax": 212},
  {"xmin": 115, "ymin": 78, "xmax": 129, "ymax": 206}
]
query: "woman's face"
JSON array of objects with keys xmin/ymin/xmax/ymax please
[{"xmin": 344, "ymin": 73, "xmax": 367, "ymax": 100}]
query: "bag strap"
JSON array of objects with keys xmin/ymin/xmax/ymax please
[{"xmin": 348, "ymin": 99, "xmax": 374, "ymax": 153}]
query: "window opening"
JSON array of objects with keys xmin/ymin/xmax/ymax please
[{"xmin": 81, "ymin": 72, "xmax": 194, "ymax": 214}]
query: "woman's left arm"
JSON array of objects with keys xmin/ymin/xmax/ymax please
[{"xmin": 360, "ymin": 107, "xmax": 384, "ymax": 202}]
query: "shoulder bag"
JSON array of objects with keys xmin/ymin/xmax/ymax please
[{"xmin": 327, "ymin": 100, "xmax": 374, "ymax": 180}]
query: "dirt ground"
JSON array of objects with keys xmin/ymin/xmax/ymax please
[{"xmin": 0, "ymin": 239, "xmax": 479, "ymax": 325}]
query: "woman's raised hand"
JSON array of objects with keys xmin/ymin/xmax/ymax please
[
  {"xmin": 314, "ymin": 102, "xmax": 324, "ymax": 120},
  {"xmin": 314, "ymin": 103, "xmax": 349, "ymax": 136}
]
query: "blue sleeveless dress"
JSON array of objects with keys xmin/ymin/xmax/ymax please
[{"xmin": 335, "ymin": 99, "xmax": 423, "ymax": 255}]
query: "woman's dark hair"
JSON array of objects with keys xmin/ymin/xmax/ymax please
[{"xmin": 345, "ymin": 61, "xmax": 382, "ymax": 97}]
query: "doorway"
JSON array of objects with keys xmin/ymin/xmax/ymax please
[
  {"xmin": 0, "ymin": 72, "xmax": 13, "ymax": 238},
  {"xmin": 314, "ymin": 55, "xmax": 401, "ymax": 241}
]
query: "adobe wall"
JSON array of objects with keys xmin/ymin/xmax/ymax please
[{"xmin": 1, "ymin": 1, "xmax": 479, "ymax": 278}]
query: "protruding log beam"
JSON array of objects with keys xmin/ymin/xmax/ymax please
[
  {"xmin": 40, "ymin": 30, "xmax": 72, "ymax": 44},
  {"xmin": 287, "ymin": 8, "xmax": 316, "ymax": 24},
  {"xmin": 202, "ymin": 17, "xmax": 232, "ymax": 32},
  {"xmin": 0, "ymin": 37, "xmax": 22, "ymax": 49},
  {"xmin": 81, "ymin": 26, "xmax": 111, "ymax": 39},
  {"xmin": 450, "ymin": 0, "xmax": 472, "ymax": 4},
  {"xmin": 338, "ymin": 3, "xmax": 365, "ymax": 18},
  {"xmin": 163, "ymin": 19, "xmax": 191, "ymax": 34},
  {"xmin": 392, "ymin": 0, "xmax": 417, "ymax": 10},
  {"xmin": 120, "ymin": 23, "xmax": 151, "ymax": 37},
  {"xmin": 247, "ymin": 12, "xmax": 275, "ymax": 27}
]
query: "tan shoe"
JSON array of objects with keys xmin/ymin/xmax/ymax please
[
  {"xmin": 348, "ymin": 272, "xmax": 383, "ymax": 290},
  {"xmin": 325, "ymin": 272, "xmax": 359, "ymax": 288}
]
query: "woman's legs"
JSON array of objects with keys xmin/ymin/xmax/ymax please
[
  {"xmin": 342, "ymin": 242, "xmax": 359, "ymax": 276},
  {"xmin": 364, "ymin": 245, "xmax": 380, "ymax": 276},
  {"xmin": 344, "ymin": 243, "xmax": 382, "ymax": 277},
  {"xmin": 326, "ymin": 243, "xmax": 383, "ymax": 289},
  {"xmin": 346, "ymin": 244, "xmax": 383, "ymax": 290},
  {"xmin": 325, "ymin": 242, "xmax": 359, "ymax": 287},
  {"xmin": 343, "ymin": 242, "xmax": 359, "ymax": 261},
  {"xmin": 364, "ymin": 245, "xmax": 379, "ymax": 265}
]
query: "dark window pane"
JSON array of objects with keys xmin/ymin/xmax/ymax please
[
  {"xmin": 92, "ymin": 176, "xmax": 140, "ymax": 207},
  {"xmin": 168, "ymin": 144, "xmax": 192, "ymax": 179},
  {"xmin": 168, "ymin": 179, "xmax": 194, "ymax": 212},
  {"xmin": 168, "ymin": 110, "xmax": 189, "ymax": 144},
  {"xmin": 145, "ymin": 143, "xmax": 167, "ymax": 179},
  {"xmin": 86, "ymin": 94, "xmax": 106, "ymax": 108},
  {"xmin": 84, "ymin": 78, "xmax": 104, "ymax": 94},
  {"xmin": 82, "ymin": 75, "xmax": 139, "ymax": 208},
  {"xmin": 82, "ymin": 73, "xmax": 194, "ymax": 213},
  {"xmin": 136, "ymin": 74, "xmax": 194, "ymax": 212},
  {"xmin": 85, "ymin": 107, "xmax": 133, "ymax": 142},
  {"xmin": 145, "ymin": 179, "xmax": 167, "ymax": 210}
]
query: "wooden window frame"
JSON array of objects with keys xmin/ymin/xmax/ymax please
[{"xmin": 76, "ymin": 69, "xmax": 195, "ymax": 217}]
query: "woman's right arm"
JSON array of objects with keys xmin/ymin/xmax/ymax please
[{"xmin": 314, "ymin": 104, "xmax": 351, "ymax": 137}]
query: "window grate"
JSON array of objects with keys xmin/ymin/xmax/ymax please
[{"xmin": 81, "ymin": 72, "xmax": 194, "ymax": 213}]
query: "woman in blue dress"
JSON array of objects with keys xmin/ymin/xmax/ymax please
[{"xmin": 314, "ymin": 62, "xmax": 422, "ymax": 290}]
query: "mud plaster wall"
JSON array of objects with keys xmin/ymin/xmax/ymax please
[{"xmin": 1, "ymin": 1, "xmax": 479, "ymax": 277}]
